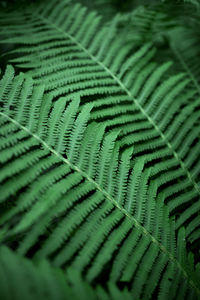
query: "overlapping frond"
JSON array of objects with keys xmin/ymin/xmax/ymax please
[
  {"xmin": 0, "ymin": 0, "xmax": 200, "ymax": 242},
  {"xmin": 0, "ymin": 66, "xmax": 200, "ymax": 300}
]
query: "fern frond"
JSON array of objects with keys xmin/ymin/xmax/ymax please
[
  {"xmin": 0, "ymin": 0, "xmax": 200, "ymax": 238},
  {"xmin": 0, "ymin": 66, "xmax": 200, "ymax": 299},
  {"xmin": 104, "ymin": 2, "xmax": 200, "ymax": 96}
]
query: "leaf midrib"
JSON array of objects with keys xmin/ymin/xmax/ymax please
[
  {"xmin": 0, "ymin": 110, "xmax": 199, "ymax": 295},
  {"xmin": 35, "ymin": 12, "xmax": 200, "ymax": 198}
]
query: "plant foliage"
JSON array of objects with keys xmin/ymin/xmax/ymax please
[{"xmin": 0, "ymin": 0, "xmax": 200, "ymax": 299}]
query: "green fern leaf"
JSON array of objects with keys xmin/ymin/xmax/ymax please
[
  {"xmin": 0, "ymin": 66, "xmax": 200, "ymax": 299},
  {"xmin": 0, "ymin": 0, "xmax": 200, "ymax": 240}
]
